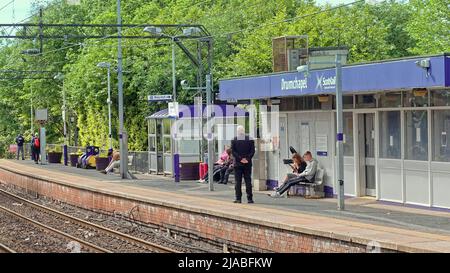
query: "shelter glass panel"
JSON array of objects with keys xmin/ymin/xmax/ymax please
[
  {"xmin": 433, "ymin": 110, "xmax": 450, "ymax": 162},
  {"xmin": 148, "ymin": 119, "xmax": 156, "ymax": 134},
  {"xmin": 404, "ymin": 89, "xmax": 429, "ymax": 107},
  {"xmin": 405, "ymin": 110, "xmax": 428, "ymax": 161},
  {"xmin": 432, "ymin": 89, "xmax": 450, "ymax": 106},
  {"xmin": 356, "ymin": 94, "xmax": 377, "ymax": 108},
  {"xmin": 379, "ymin": 92, "xmax": 402, "ymax": 108},
  {"xmin": 343, "ymin": 112, "xmax": 354, "ymax": 156},
  {"xmin": 379, "ymin": 111, "xmax": 401, "ymax": 159}
]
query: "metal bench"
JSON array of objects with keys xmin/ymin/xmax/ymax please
[{"xmin": 287, "ymin": 168, "xmax": 325, "ymax": 198}]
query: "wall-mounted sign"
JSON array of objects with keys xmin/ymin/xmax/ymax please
[
  {"xmin": 168, "ymin": 102, "xmax": 179, "ymax": 118},
  {"xmin": 35, "ymin": 109, "xmax": 48, "ymax": 121},
  {"xmin": 316, "ymin": 134, "xmax": 328, "ymax": 157},
  {"xmin": 148, "ymin": 95, "xmax": 173, "ymax": 102}
]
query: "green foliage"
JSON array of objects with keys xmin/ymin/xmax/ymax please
[{"xmin": 0, "ymin": 0, "xmax": 447, "ymax": 155}]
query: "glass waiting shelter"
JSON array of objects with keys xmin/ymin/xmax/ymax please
[
  {"xmin": 146, "ymin": 104, "xmax": 248, "ymax": 176},
  {"xmin": 219, "ymin": 53, "xmax": 450, "ymax": 209}
]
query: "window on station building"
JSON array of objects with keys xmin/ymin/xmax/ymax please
[
  {"xmin": 432, "ymin": 110, "xmax": 450, "ymax": 162},
  {"xmin": 149, "ymin": 136, "xmax": 156, "ymax": 152},
  {"xmin": 356, "ymin": 94, "xmax": 377, "ymax": 108},
  {"xmin": 432, "ymin": 89, "xmax": 450, "ymax": 106},
  {"xmin": 179, "ymin": 140, "xmax": 200, "ymax": 155},
  {"xmin": 148, "ymin": 119, "xmax": 156, "ymax": 134},
  {"xmin": 280, "ymin": 96, "xmax": 322, "ymax": 111},
  {"xmin": 404, "ymin": 89, "xmax": 429, "ymax": 107},
  {"xmin": 332, "ymin": 95, "xmax": 354, "ymax": 109},
  {"xmin": 379, "ymin": 92, "xmax": 402, "ymax": 108},
  {"xmin": 163, "ymin": 119, "xmax": 171, "ymax": 135},
  {"xmin": 379, "ymin": 111, "xmax": 401, "ymax": 159},
  {"xmin": 405, "ymin": 110, "xmax": 428, "ymax": 161},
  {"xmin": 163, "ymin": 137, "xmax": 171, "ymax": 153},
  {"xmin": 343, "ymin": 112, "xmax": 354, "ymax": 156}
]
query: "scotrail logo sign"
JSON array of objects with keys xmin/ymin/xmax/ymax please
[{"xmin": 316, "ymin": 74, "xmax": 336, "ymax": 91}]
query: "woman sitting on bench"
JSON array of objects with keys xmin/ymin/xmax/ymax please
[
  {"xmin": 274, "ymin": 153, "xmax": 306, "ymax": 191},
  {"xmin": 270, "ymin": 151, "xmax": 318, "ymax": 198}
]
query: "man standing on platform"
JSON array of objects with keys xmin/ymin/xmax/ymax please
[
  {"xmin": 231, "ymin": 125, "xmax": 255, "ymax": 204},
  {"xmin": 15, "ymin": 133, "xmax": 25, "ymax": 160}
]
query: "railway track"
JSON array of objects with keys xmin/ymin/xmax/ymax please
[
  {"xmin": 0, "ymin": 189, "xmax": 179, "ymax": 253},
  {"xmin": 0, "ymin": 242, "xmax": 16, "ymax": 253}
]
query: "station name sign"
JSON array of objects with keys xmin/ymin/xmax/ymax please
[
  {"xmin": 281, "ymin": 73, "xmax": 337, "ymax": 93},
  {"xmin": 148, "ymin": 95, "xmax": 173, "ymax": 102}
]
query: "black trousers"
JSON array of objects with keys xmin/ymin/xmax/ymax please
[
  {"xmin": 234, "ymin": 165, "xmax": 252, "ymax": 201},
  {"xmin": 277, "ymin": 176, "xmax": 311, "ymax": 195},
  {"xmin": 220, "ymin": 166, "xmax": 233, "ymax": 184}
]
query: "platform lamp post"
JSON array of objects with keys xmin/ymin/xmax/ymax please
[
  {"xmin": 297, "ymin": 54, "xmax": 346, "ymax": 211},
  {"xmin": 54, "ymin": 72, "xmax": 68, "ymax": 166},
  {"xmin": 143, "ymin": 26, "xmax": 203, "ymax": 183},
  {"xmin": 97, "ymin": 62, "xmax": 113, "ymax": 152}
]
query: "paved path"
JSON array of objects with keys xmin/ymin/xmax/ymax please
[{"xmin": 2, "ymin": 159, "xmax": 450, "ymax": 252}]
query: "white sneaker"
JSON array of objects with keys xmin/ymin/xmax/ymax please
[{"xmin": 270, "ymin": 192, "xmax": 282, "ymax": 198}]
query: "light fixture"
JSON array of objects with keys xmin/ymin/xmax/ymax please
[
  {"xmin": 97, "ymin": 62, "xmax": 111, "ymax": 68},
  {"xmin": 415, "ymin": 58, "xmax": 431, "ymax": 78},
  {"xmin": 183, "ymin": 27, "xmax": 201, "ymax": 36},
  {"xmin": 143, "ymin": 26, "xmax": 163, "ymax": 36},
  {"xmin": 54, "ymin": 73, "xmax": 64, "ymax": 80},
  {"xmin": 180, "ymin": 80, "xmax": 189, "ymax": 90}
]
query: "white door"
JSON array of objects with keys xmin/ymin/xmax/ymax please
[{"xmin": 358, "ymin": 113, "xmax": 376, "ymax": 196}]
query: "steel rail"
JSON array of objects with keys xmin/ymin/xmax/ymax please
[
  {"xmin": 0, "ymin": 242, "xmax": 16, "ymax": 253},
  {"xmin": 0, "ymin": 189, "xmax": 179, "ymax": 253},
  {"xmin": 0, "ymin": 205, "xmax": 111, "ymax": 253}
]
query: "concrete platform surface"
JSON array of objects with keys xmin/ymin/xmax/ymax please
[{"xmin": 1, "ymin": 159, "xmax": 450, "ymax": 252}]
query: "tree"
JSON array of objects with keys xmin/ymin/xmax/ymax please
[{"xmin": 406, "ymin": 0, "xmax": 450, "ymax": 55}]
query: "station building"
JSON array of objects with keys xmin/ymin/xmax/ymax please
[{"xmin": 219, "ymin": 53, "xmax": 450, "ymax": 209}]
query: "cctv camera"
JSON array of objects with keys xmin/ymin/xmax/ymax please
[
  {"xmin": 415, "ymin": 59, "xmax": 430, "ymax": 69},
  {"xmin": 181, "ymin": 80, "xmax": 189, "ymax": 88},
  {"xmin": 297, "ymin": 65, "xmax": 308, "ymax": 73}
]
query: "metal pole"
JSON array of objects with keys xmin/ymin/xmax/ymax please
[
  {"xmin": 117, "ymin": 0, "xmax": 127, "ymax": 179},
  {"xmin": 107, "ymin": 65, "xmax": 112, "ymax": 151},
  {"xmin": 335, "ymin": 54, "xmax": 345, "ymax": 210},
  {"xmin": 171, "ymin": 37, "xmax": 177, "ymax": 102},
  {"xmin": 171, "ymin": 37, "xmax": 180, "ymax": 182},
  {"xmin": 206, "ymin": 74, "xmax": 214, "ymax": 191},
  {"xmin": 30, "ymin": 86, "xmax": 33, "ymax": 134},
  {"xmin": 62, "ymin": 81, "xmax": 68, "ymax": 165}
]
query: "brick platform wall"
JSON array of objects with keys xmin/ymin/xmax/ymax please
[{"xmin": 0, "ymin": 168, "xmax": 393, "ymax": 253}]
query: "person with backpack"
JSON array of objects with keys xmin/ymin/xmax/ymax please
[
  {"xmin": 15, "ymin": 133, "xmax": 25, "ymax": 160},
  {"xmin": 31, "ymin": 133, "xmax": 40, "ymax": 164}
]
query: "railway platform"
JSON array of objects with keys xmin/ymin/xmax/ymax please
[{"xmin": 1, "ymin": 159, "xmax": 450, "ymax": 253}]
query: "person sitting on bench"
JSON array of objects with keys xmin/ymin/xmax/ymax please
[
  {"xmin": 218, "ymin": 154, "xmax": 234, "ymax": 184},
  {"xmin": 270, "ymin": 151, "xmax": 318, "ymax": 198},
  {"xmin": 200, "ymin": 147, "xmax": 232, "ymax": 183},
  {"xmin": 100, "ymin": 150, "xmax": 120, "ymax": 174},
  {"xmin": 273, "ymin": 153, "xmax": 306, "ymax": 191}
]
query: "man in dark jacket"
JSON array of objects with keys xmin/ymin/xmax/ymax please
[
  {"xmin": 231, "ymin": 125, "xmax": 255, "ymax": 204},
  {"xmin": 15, "ymin": 134, "xmax": 25, "ymax": 160}
]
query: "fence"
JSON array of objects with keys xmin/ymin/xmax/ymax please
[{"xmin": 24, "ymin": 143, "xmax": 151, "ymax": 174}]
